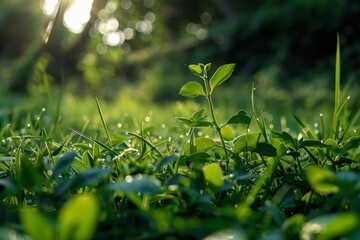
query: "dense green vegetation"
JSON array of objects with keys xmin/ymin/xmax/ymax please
[
  {"xmin": 1, "ymin": 1, "xmax": 360, "ymax": 239},
  {"xmin": 1, "ymin": 36, "xmax": 360, "ymax": 239}
]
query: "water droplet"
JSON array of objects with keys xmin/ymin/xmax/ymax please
[
  {"xmin": 253, "ymin": 87, "xmax": 256, "ymax": 91},
  {"xmin": 27, "ymin": 124, "xmax": 31, "ymax": 128},
  {"xmin": 269, "ymin": 124, "xmax": 274, "ymax": 129},
  {"xmin": 125, "ymin": 175, "xmax": 133, "ymax": 183},
  {"xmin": 314, "ymin": 123, "xmax": 318, "ymax": 128},
  {"xmin": 197, "ymin": 131, "xmax": 203, "ymax": 137},
  {"xmin": 41, "ymin": 107, "xmax": 46, "ymax": 112},
  {"xmin": 47, "ymin": 170, "xmax": 53, "ymax": 176},
  {"xmin": 168, "ymin": 185, "xmax": 178, "ymax": 191},
  {"xmin": 315, "ymin": 130, "xmax": 319, "ymax": 135},
  {"xmin": 145, "ymin": 116, "xmax": 151, "ymax": 122},
  {"xmin": 347, "ymin": 96, "xmax": 351, "ymax": 100},
  {"xmin": 117, "ymin": 123, "xmax": 122, "ymax": 128},
  {"xmin": 320, "ymin": 113, "xmax": 323, "ymax": 117},
  {"xmin": 297, "ymin": 133, "xmax": 303, "ymax": 140},
  {"xmin": 354, "ymin": 130, "xmax": 357, "ymax": 133},
  {"xmin": 158, "ymin": 136, "xmax": 162, "ymax": 140},
  {"xmin": 161, "ymin": 123, "xmax": 166, "ymax": 128}
]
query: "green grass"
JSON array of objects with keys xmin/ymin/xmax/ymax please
[{"xmin": 1, "ymin": 39, "xmax": 360, "ymax": 240}]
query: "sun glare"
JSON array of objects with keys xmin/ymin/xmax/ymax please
[{"xmin": 41, "ymin": 0, "xmax": 94, "ymax": 34}]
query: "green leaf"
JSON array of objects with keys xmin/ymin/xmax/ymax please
[
  {"xmin": 300, "ymin": 212, "xmax": 358, "ymax": 240},
  {"xmin": 16, "ymin": 156, "xmax": 42, "ymax": 189},
  {"xmin": 58, "ymin": 193, "xmax": 100, "ymax": 240},
  {"xmin": 209, "ymin": 63, "xmax": 235, "ymax": 93},
  {"xmin": 204, "ymin": 63, "xmax": 211, "ymax": 72},
  {"xmin": 254, "ymin": 142, "xmax": 277, "ymax": 157},
  {"xmin": 282, "ymin": 214, "xmax": 305, "ymax": 235},
  {"xmin": 71, "ymin": 167, "xmax": 112, "ymax": 189},
  {"xmin": 305, "ymin": 165, "xmax": 339, "ymax": 195},
  {"xmin": 224, "ymin": 110, "xmax": 251, "ymax": 125},
  {"xmin": 188, "ymin": 64, "xmax": 203, "ymax": 77},
  {"xmin": 179, "ymin": 81, "xmax": 206, "ymax": 98},
  {"xmin": 298, "ymin": 139, "xmax": 326, "ymax": 149},
  {"xmin": 21, "ymin": 207, "xmax": 57, "ymax": 240},
  {"xmin": 185, "ymin": 152, "xmax": 212, "ymax": 165},
  {"xmin": 342, "ymin": 136, "xmax": 360, "ymax": 151},
  {"xmin": 220, "ymin": 125, "xmax": 235, "ymax": 141},
  {"xmin": 52, "ymin": 151, "xmax": 77, "ymax": 178},
  {"xmin": 203, "ymin": 228, "xmax": 247, "ymax": 240},
  {"xmin": 183, "ymin": 137, "xmax": 217, "ymax": 155},
  {"xmin": 202, "ymin": 163, "xmax": 224, "ymax": 193},
  {"xmin": 155, "ymin": 154, "xmax": 177, "ymax": 172},
  {"xmin": 110, "ymin": 175, "xmax": 160, "ymax": 195},
  {"xmin": 0, "ymin": 179, "xmax": 17, "ymax": 195},
  {"xmin": 233, "ymin": 133, "xmax": 266, "ymax": 153}
]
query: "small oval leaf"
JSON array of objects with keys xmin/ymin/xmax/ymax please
[
  {"xmin": 188, "ymin": 64, "xmax": 203, "ymax": 76},
  {"xmin": 179, "ymin": 81, "xmax": 206, "ymax": 98},
  {"xmin": 305, "ymin": 165, "xmax": 339, "ymax": 195},
  {"xmin": 209, "ymin": 63, "xmax": 235, "ymax": 92},
  {"xmin": 58, "ymin": 193, "xmax": 100, "ymax": 240},
  {"xmin": 225, "ymin": 110, "xmax": 251, "ymax": 125},
  {"xmin": 203, "ymin": 163, "xmax": 224, "ymax": 193}
]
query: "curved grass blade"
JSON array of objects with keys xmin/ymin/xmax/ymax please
[{"xmin": 70, "ymin": 128, "xmax": 117, "ymax": 156}]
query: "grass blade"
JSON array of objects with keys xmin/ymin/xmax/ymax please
[
  {"xmin": 332, "ymin": 34, "xmax": 341, "ymax": 133},
  {"xmin": 95, "ymin": 97, "xmax": 112, "ymax": 145}
]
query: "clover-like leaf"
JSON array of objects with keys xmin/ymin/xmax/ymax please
[
  {"xmin": 209, "ymin": 63, "xmax": 235, "ymax": 93},
  {"xmin": 179, "ymin": 81, "xmax": 206, "ymax": 98}
]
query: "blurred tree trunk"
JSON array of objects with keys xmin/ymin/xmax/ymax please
[
  {"xmin": 8, "ymin": 0, "xmax": 70, "ymax": 93},
  {"xmin": 8, "ymin": 0, "xmax": 105, "ymax": 93}
]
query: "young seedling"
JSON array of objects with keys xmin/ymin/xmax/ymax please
[{"xmin": 179, "ymin": 63, "xmax": 235, "ymax": 172}]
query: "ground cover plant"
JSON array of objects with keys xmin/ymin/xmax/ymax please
[{"xmin": 0, "ymin": 37, "xmax": 360, "ymax": 240}]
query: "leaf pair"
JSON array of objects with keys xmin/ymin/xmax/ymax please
[{"xmin": 180, "ymin": 63, "xmax": 235, "ymax": 97}]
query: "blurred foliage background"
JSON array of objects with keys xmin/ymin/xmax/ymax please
[{"xmin": 0, "ymin": 0, "xmax": 359, "ymax": 125}]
